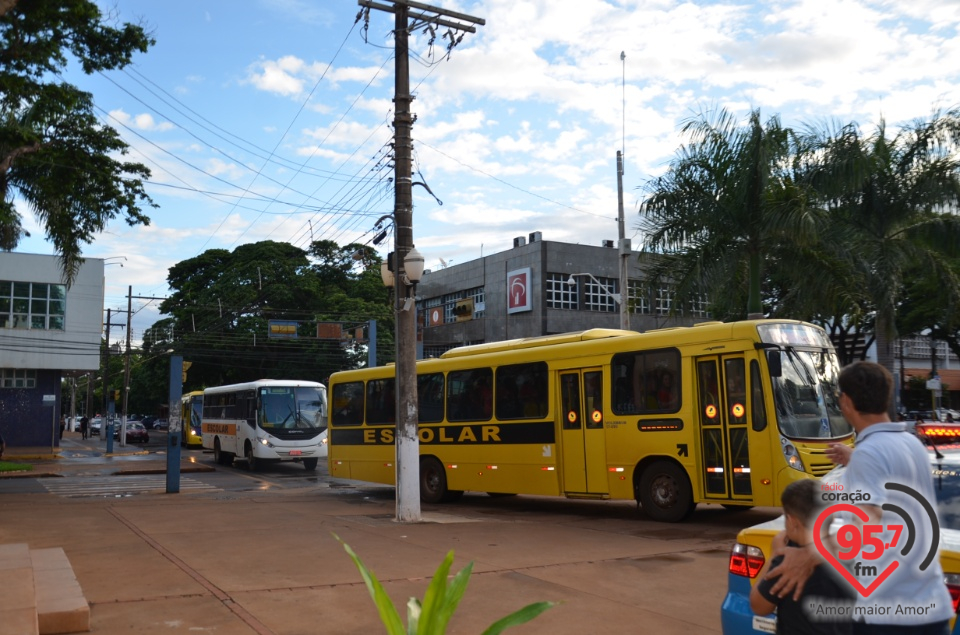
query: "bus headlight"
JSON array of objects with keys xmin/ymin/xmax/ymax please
[
  {"xmin": 258, "ymin": 437, "xmax": 275, "ymax": 448},
  {"xmin": 781, "ymin": 438, "xmax": 804, "ymax": 472}
]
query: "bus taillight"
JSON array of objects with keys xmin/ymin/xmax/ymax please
[{"xmin": 729, "ymin": 543, "xmax": 765, "ymax": 578}]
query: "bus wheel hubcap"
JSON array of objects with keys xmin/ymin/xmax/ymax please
[{"xmin": 651, "ymin": 475, "xmax": 677, "ymax": 507}]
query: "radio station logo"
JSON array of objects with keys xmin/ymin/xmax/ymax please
[{"xmin": 813, "ymin": 482, "xmax": 940, "ymax": 598}]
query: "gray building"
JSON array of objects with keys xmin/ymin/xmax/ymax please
[
  {"xmin": 0, "ymin": 252, "xmax": 104, "ymax": 450},
  {"xmin": 415, "ymin": 233, "xmax": 707, "ymax": 357}
]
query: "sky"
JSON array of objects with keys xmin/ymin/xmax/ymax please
[{"xmin": 13, "ymin": 0, "xmax": 960, "ymax": 344}]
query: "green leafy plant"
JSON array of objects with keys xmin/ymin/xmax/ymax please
[
  {"xmin": 336, "ymin": 534, "xmax": 555, "ymax": 634},
  {"xmin": 0, "ymin": 461, "xmax": 30, "ymax": 473}
]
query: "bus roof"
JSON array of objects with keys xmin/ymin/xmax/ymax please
[
  {"xmin": 439, "ymin": 328, "xmax": 635, "ymax": 359},
  {"xmin": 202, "ymin": 379, "xmax": 326, "ymax": 395}
]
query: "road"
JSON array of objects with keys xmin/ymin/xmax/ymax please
[{"xmin": 1, "ymin": 431, "xmax": 780, "ymax": 633}]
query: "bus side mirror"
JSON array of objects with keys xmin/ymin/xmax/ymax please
[{"xmin": 767, "ymin": 351, "xmax": 782, "ymax": 378}]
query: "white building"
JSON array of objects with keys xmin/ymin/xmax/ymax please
[{"xmin": 0, "ymin": 252, "xmax": 104, "ymax": 450}]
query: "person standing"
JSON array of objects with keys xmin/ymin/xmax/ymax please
[
  {"xmin": 0, "ymin": 427, "xmax": 5, "ymax": 459},
  {"xmin": 80, "ymin": 416, "xmax": 88, "ymax": 440},
  {"xmin": 59, "ymin": 415, "xmax": 66, "ymax": 440},
  {"xmin": 769, "ymin": 361, "xmax": 953, "ymax": 634}
]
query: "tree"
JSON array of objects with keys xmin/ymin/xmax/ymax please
[
  {"xmin": 0, "ymin": 0, "xmax": 155, "ymax": 284},
  {"xmin": 638, "ymin": 108, "xmax": 817, "ymax": 318},
  {"xmin": 800, "ymin": 111, "xmax": 960, "ymax": 384}
]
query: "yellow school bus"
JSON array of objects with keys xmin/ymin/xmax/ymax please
[
  {"xmin": 327, "ymin": 320, "xmax": 853, "ymax": 522},
  {"xmin": 181, "ymin": 390, "xmax": 204, "ymax": 448}
]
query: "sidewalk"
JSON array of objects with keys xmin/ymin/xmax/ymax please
[{"xmin": 0, "ymin": 437, "xmax": 745, "ymax": 634}]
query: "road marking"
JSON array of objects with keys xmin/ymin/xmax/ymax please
[{"xmin": 41, "ymin": 475, "xmax": 218, "ymax": 498}]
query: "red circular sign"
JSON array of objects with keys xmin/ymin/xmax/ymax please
[
  {"xmin": 732, "ymin": 403, "xmax": 745, "ymax": 418},
  {"xmin": 591, "ymin": 410, "xmax": 602, "ymax": 423},
  {"xmin": 567, "ymin": 411, "xmax": 577, "ymax": 423},
  {"xmin": 705, "ymin": 404, "xmax": 718, "ymax": 418}
]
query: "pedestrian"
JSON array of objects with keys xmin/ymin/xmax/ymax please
[
  {"xmin": 80, "ymin": 416, "xmax": 88, "ymax": 440},
  {"xmin": 0, "ymin": 427, "xmax": 5, "ymax": 460},
  {"xmin": 750, "ymin": 478, "xmax": 853, "ymax": 634},
  {"xmin": 769, "ymin": 361, "xmax": 953, "ymax": 634},
  {"xmin": 59, "ymin": 415, "xmax": 66, "ymax": 440}
]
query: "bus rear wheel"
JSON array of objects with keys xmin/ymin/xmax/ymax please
[
  {"xmin": 214, "ymin": 438, "xmax": 232, "ymax": 466},
  {"xmin": 638, "ymin": 461, "xmax": 695, "ymax": 523},
  {"xmin": 303, "ymin": 458, "xmax": 318, "ymax": 471}
]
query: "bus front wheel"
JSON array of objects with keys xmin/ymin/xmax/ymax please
[
  {"xmin": 638, "ymin": 461, "xmax": 695, "ymax": 523},
  {"xmin": 303, "ymin": 458, "xmax": 318, "ymax": 471},
  {"xmin": 420, "ymin": 457, "xmax": 463, "ymax": 503},
  {"xmin": 246, "ymin": 444, "xmax": 258, "ymax": 471}
]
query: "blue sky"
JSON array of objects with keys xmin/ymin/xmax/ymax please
[{"xmin": 14, "ymin": 0, "xmax": 960, "ymax": 342}]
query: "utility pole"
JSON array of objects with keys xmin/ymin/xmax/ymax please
[
  {"xmin": 358, "ymin": 0, "xmax": 484, "ymax": 522},
  {"xmin": 617, "ymin": 150, "xmax": 629, "ymax": 331},
  {"xmin": 120, "ymin": 286, "xmax": 133, "ymax": 447}
]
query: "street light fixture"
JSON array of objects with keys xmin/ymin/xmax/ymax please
[{"xmin": 567, "ymin": 272, "xmax": 622, "ymax": 305}]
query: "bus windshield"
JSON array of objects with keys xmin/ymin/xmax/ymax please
[
  {"xmin": 259, "ymin": 386, "xmax": 326, "ymax": 431},
  {"xmin": 770, "ymin": 347, "xmax": 851, "ymax": 440}
]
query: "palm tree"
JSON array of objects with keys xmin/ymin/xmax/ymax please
[
  {"xmin": 638, "ymin": 107, "xmax": 817, "ymax": 318},
  {"xmin": 800, "ymin": 110, "xmax": 960, "ymax": 384}
]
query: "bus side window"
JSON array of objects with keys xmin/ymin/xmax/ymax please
[
  {"xmin": 612, "ymin": 349, "xmax": 681, "ymax": 415},
  {"xmin": 418, "ymin": 373, "xmax": 444, "ymax": 423},
  {"xmin": 447, "ymin": 368, "xmax": 492, "ymax": 422},
  {"xmin": 750, "ymin": 360, "xmax": 767, "ymax": 432},
  {"xmin": 496, "ymin": 361, "xmax": 547, "ymax": 420},
  {"xmin": 366, "ymin": 379, "xmax": 395, "ymax": 425},
  {"xmin": 332, "ymin": 382, "xmax": 364, "ymax": 427}
]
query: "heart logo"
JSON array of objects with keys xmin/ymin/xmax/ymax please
[{"xmin": 812, "ymin": 503, "xmax": 899, "ymax": 597}]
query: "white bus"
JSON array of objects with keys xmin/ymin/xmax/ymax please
[{"xmin": 201, "ymin": 379, "xmax": 328, "ymax": 471}]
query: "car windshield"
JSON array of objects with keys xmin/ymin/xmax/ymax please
[{"xmin": 770, "ymin": 347, "xmax": 852, "ymax": 440}]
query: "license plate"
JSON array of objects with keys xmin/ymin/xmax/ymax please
[{"xmin": 289, "ymin": 450, "xmax": 302, "ymax": 456}]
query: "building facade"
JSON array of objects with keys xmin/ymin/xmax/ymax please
[
  {"xmin": 415, "ymin": 233, "xmax": 706, "ymax": 357},
  {"xmin": 0, "ymin": 253, "xmax": 104, "ymax": 450}
]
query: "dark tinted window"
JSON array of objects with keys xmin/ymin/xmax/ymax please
[
  {"xmin": 366, "ymin": 379, "xmax": 395, "ymax": 425},
  {"xmin": 612, "ymin": 349, "xmax": 681, "ymax": 415},
  {"xmin": 418, "ymin": 373, "xmax": 444, "ymax": 423},
  {"xmin": 331, "ymin": 382, "xmax": 364, "ymax": 427},
  {"xmin": 496, "ymin": 362, "xmax": 548, "ymax": 420},
  {"xmin": 447, "ymin": 368, "xmax": 493, "ymax": 422}
]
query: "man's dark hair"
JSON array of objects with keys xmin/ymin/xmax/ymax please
[
  {"xmin": 838, "ymin": 361, "xmax": 892, "ymax": 415},
  {"xmin": 781, "ymin": 478, "xmax": 821, "ymax": 528}
]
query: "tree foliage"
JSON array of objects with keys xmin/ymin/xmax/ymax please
[
  {"xmin": 0, "ymin": 0, "xmax": 155, "ymax": 284},
  {"xmin": 123, "ymin": 240, "xmax": 394, "ymax": 411}
]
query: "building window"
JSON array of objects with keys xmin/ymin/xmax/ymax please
[
  {"xmin": 655, "ymin": 285, "xmax": 673, "ymax": 315},
  {"xmin": 688, "ymin": 293, "xmax": 710, "ymax": 318},
  {"xmin": 1, "ymin": 369, "xmax": 37, "ymax": 389},
  {"xmin": 584, "ymin": 276, "xmax": 619, "ymax": 312},
  {"xmin": 627, "ymin": 281, "xmax": 651, "ymax": 314},
  {"xmin": 546, "ymin": 273, "xmax": 578, "ymax": 309},
  {"xmin": 0, "ymin": 280, "xmax": 66, "ymax": 331}
]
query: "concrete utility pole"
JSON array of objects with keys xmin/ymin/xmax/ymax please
[
  {"xmin": 617, "ymin": 151, "xmax": 629, "ymax": 331},
  {"xmin": 120, "ymin": 286, "xmax": 133, "ymax": 447},
  {"xmin": 358, "ymin": 0, "xmax": 484, "ymax": 522}
]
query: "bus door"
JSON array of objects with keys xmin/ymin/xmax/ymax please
[
  {"xmin": 695, "ymin": 356, "xmax": 752, "ymax": 502},
  {"xmin": 559, "ymin": 369, "xmax": 608, "ymax": 495}
]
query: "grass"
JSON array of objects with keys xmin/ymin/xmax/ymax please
[{"xmin": 0, "ymin": 461, "xmax": 31, "ymax": 473}]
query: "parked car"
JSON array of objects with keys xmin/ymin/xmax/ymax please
[
  {"xmin": 89, "ymin": 417, "xmax": 102, "ymax": 436},
  {"xmin": 721, "ymin": 449, "xmax": 960, "ymax": 634},
  {"xmin": 114, "ymin": 421, "xmax": 149, "ymax": 444},
  {"xmin": 140, "ymin": 415, "xmax": 158, "ymax": 429},
  {"xmin": 153, "ymin": 419, "xmax": 169, "ymax": 431}
]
